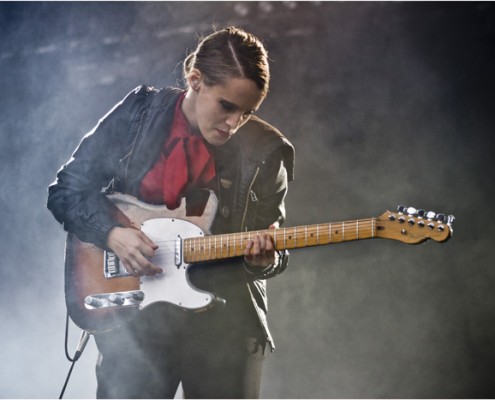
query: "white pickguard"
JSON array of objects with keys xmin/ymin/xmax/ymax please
[{"xmin": 139, "ymin": 217, "xmax": 216, "ymax": 310}]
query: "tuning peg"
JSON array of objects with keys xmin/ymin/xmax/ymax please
[
  {"xmin": 447, "ymin": 215, "xmax": 455, "ymax": 225},
  {"xmin": 417, "ymin": 209, "xmax": 426, "ymax": 218},
  {"xmin": 436, "ymin": 213, "xmax": 446, "ymax": 223},
  {"xmin": 406, "ymin": 207, "xmax": 417, "ymax": 215},
  {"xmin": 85, "ymin": 296, "xmax": 103, "ymax": 308},
  {"xmin": 426, "ymin": 211, "xmax": 436, "ymax": 220},
  {"xmin": 397, "ymin": 205, "xmax": 406, "ymax": 213}
]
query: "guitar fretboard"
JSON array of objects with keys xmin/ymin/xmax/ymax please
[{"xmin": 183, "ymin": 218, "xmax": 377, "ymax": 263}]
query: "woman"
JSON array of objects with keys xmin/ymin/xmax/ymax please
[{"xmin": 48, "ymin": 27, "xmax": 294, "ymax": 398}]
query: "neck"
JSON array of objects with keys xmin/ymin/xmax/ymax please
[{"xmin": 181, "ymin": 89, "xmax": 200, "ymax": 135}]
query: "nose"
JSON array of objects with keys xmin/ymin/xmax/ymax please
[{"xmin": 225, "ymin": 112, "xmax": 245, "ymax": 131}]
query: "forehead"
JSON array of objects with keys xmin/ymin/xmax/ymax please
[{"xmin": 212, "ymin": 77, "xmax": 265, "ymax": 110}]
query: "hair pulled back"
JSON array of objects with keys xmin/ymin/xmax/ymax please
[{"xmin": 183, "ymin": 27, "xmax": 270, "ymax": 96}]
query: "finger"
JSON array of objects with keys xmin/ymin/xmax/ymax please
[
  {"xmin": 264, "ymin": 233, "xmax": 274, "ymax": 252},
  {"xmin": 121, "ymin": 260, "xmax": 140, "ymax": 277},
  {"xmin": 251, "ymin": 234, "xmax": 261, "ymax": 255},
  {"xmin": 139, "ymin": 231, "xmax": 159, "ymax": 250},
  {"xmin": 259, "ymin": 233, "xmax": 268, "ymax": 252},
  {"xmin": 243, "ymin": 240, "xmax": 253, "ymax": 257},
  {"xmin": 135, "ymin": 253, "xmax": 162, "ymax": 276},
  {"xmin": 139, "ymin": 242, "xmax": 156, "ymax": 259},
  {"xmin": 122, "ymin": 250, "xmax": 160, "ymax": 276}
]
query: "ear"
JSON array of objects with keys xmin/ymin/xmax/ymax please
[{"xmin": 187, "ymin": 69, "xmax": 202, "ymax": 91}]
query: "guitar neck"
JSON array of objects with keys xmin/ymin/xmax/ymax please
[{"xmin": 183, "ymin": 218, "xmax": 377, "ymax": 263}]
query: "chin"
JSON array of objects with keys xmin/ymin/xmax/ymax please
[{"xmin": 206, "ymin": 132, "xmax": 231, "ymax": 146}]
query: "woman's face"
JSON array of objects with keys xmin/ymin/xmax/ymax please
[{"xmin": 183, "ymin": 72, "xmax": 265, "ymax": 146}]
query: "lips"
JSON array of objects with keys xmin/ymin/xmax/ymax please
[{"xmin": 216, "ymin": 129, "xmax": 231, "ymax": 139}]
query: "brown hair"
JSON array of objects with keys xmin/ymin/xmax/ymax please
[{"xmin": 183, "ymin": 27, "xmax": 270, "ymax": 96}]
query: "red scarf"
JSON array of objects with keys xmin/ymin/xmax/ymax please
[{"xmin": 140, "ymin": 94, "xmax": 216, "ymax": 213}]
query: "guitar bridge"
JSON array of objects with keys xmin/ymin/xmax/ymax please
[{"xmin": 104, "ymin": 251, "xmax": 130, "ymax": 278}]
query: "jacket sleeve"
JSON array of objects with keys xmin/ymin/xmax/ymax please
[
  {"xmin": 243, "ymin": 147, "xmax": 291, "ymax": 279},
  {"xmin": 47, "ymin": 86, "xmax": 150, "ymax": 250}
]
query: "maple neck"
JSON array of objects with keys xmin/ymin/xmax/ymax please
[{"xmin": 183, "ymin": 218, "xmax": 377, "ymax": 263}]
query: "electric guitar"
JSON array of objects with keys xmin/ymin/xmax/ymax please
[{"xmin": 64, "ymin": 192, "xmax": 454, "ymax": 333}]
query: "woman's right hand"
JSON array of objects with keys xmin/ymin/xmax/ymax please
[{"xmin": 106, "ymin": 227, "xmax": 162, "ymax": 276}]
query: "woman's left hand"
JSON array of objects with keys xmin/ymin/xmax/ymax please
[{"xmin": 243, "ymin": 225, "xmax": 276, "ymax": 268}]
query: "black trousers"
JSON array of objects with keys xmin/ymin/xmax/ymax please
[{"xmin": 94, "ymin": 300, "xmax": 266, "ymax": 399}]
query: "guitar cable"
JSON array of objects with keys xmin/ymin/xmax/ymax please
[{"xmin": 59, "ymin": 313, "xmax": 91, "ymax": 399}]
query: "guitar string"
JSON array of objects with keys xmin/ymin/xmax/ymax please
[
  {"xmin": 145, "ymin": 220, "xmax": 377, "ymax": 259},
  {"xmin": 147, "ymin": 220, "xmax": 377, "ymax": 243}
]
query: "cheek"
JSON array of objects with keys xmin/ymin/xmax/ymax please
[
  {"xmin": 200, "ymin": 105, "xmax": 222, "ymax": 128},
  {"xmin": 197, "ymin": 98, "xmax": 213, "ymax": 119}
]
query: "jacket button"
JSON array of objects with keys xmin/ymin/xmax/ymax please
[
  {"xmin": 220, "ymin": 178, "xmax": 233, "ymax": 189},
  {"xmin": 221, "ymin": 205, "xmax": 230, "ymax": 218}
]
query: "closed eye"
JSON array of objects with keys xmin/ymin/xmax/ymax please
[{"xmin": 220, "ymin": 100, "xmax": 236, "ymax": 112}]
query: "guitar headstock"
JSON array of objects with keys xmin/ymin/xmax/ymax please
[{"xmin": 375, "ymin": 206, "xmax": 454, "ymax": 244}]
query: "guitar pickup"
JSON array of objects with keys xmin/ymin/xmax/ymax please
[{"xmin": 175, "ymin": 236, "xmax": 183, "ymax": 268}]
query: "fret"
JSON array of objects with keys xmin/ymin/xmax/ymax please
[
  {"xmin": 226, "ymin": 235, "xmax": 230, "ymax": 257},
  {"xmin": 235, "ymin": 233, "xmax": 239, "ymax": 257},
  {"xmin": 240, "ymin": 232, "xmax": 246, "ymax": 255},
  {"xmin": 228, "ymin": 234, "xmax": 232, "ymax": 257},
  {"xmin": 316, "ymin": 224, "xmax": 319, "ymax": 245},
  {"xmin": 356, "ymin": 220, "xmax": 359, "ymax": 240},
  {"xmin": 219, "ymin": 235, "xmax": 223, "ymax": 259},
  {"xmin": 214, "ymin": 235, "xmax": 218, "ymax": 260},
  {"xmin": 235, "ymin": 234, "xmax": 239, "ymax": 256}
]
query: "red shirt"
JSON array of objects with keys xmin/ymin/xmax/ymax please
[{"xmin": 139, "ymin": 93, "xmax": 216, "ymax": 214}]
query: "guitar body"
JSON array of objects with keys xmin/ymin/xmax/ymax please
[
  {"xmin": 64, "ymin": 192, "xmax": 220, "ymax": 333},
  {"xmin": 65, "ymin": 233, "xmax": 140, "ymax": 333}
]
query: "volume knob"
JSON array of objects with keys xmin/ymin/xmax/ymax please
[{"xmin": 85, "ymin": 296, "xmax": 103, "ymax": 308}]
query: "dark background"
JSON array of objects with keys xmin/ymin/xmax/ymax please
[{"xmin": 1, "ymin": 2, "xmax": 494, "ymax": 398}]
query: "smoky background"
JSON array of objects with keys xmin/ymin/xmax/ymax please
[{"xmin": 0, "ymin": 1, "xmax": 494, "ymax": 398}]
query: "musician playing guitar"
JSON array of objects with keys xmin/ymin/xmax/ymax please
[{"xmin": 47, "ymin": 27, "xmax": 294, "ymax": 399}]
